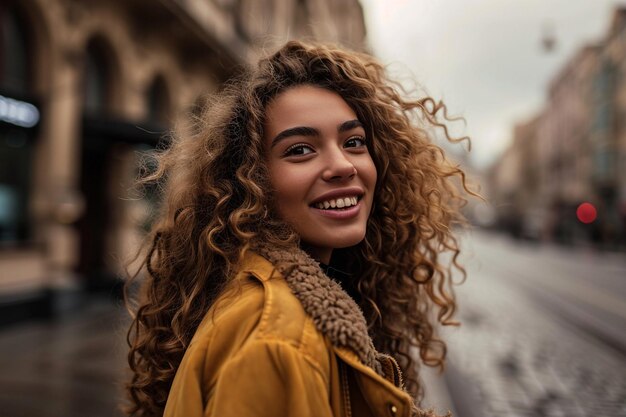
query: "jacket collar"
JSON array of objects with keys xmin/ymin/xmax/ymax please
[{"xmin": 253, "ymin": 244, "xmax": 385, "ymax": 377}]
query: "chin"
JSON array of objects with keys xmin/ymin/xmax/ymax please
[{"xmin": 310, "ymin": 230, "xmax": 366, "ymax": 250}]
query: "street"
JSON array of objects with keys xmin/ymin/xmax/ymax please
[
  {"xmin": 0, "ymin": 300, "xmax": 128, "ymax": 417},
  {"xmin": 0, "ymin": 230, "xmax": 624, "ymax": 417},
  {"xmin": 433, "ymin": 230, "xmax": 626, "ymax": 417}
]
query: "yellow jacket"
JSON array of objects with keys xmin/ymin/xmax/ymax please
[{"xmin": 164, "ymin": 247, "xmax": 419, "ymax": 417}]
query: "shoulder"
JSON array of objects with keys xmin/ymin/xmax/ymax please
[
  {"xmin": 192, "ymin": 252, "xmax": 311, "ymax": 344},
  {"xmin": 181, "ymin": 251, "xmax": 330, "ymax": 382}
]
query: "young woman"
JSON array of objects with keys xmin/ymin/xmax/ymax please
[{"xmin": 125, "ymin": 40, "xmax": 470, "ymax": 417}]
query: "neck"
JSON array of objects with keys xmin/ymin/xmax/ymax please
[{"xmin": 300, "ymin": 243, "xmax": 332, "ymax": 264}]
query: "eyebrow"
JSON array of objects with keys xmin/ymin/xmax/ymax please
[
  {"xmin": 270, "ymin": 119, "xmax": 364, "ymax": 148},
  {"xmin": 338, "ymin": 119, "xmax": 363, "ymax": 133}
]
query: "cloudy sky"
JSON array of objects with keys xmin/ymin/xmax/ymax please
[{"xmin": 360, "ymin": 0, "xmax": 626, "ymax": 169}]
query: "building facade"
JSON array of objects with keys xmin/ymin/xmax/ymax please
[
  {"xmin": 0, "ymin": 0, "xmax": 367, "ymax": 324},
  {"xmin": 538, "ymin": 45, "xmax": 599, "ymax": 243},
  {"xmin": 594, "ymin": 9, "xmax": 626, "ymax": 245},
  {"xmin": 490, "ymin": 8, "xmax": 626, "ymax": 248}
]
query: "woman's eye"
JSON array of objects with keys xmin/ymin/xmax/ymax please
[
  {"xmin": 344, "ymin": 136, "xmax": 367, "ymax": 148},
  {"xmin": 284, "ymin": 144, "xmax": 314, "ymax": 156}
]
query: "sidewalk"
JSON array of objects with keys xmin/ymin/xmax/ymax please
[{"xmin": 0, "ymin": 298, "xmax": 128, "ymax": 417}]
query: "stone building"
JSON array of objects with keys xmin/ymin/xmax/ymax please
[
  {"xmin": 537, "ymin": 45, "xmax": 599, "ymax": 243},
  {"xmin": 593, "ymin": 8, "xmax": 626, "ymax": 246},
  {"xmin": 489, "ymin": 116, "xmax": 541, "ymax": 238},
  {"xmin": 488, "ymin": 138, "xmax": 522, "ymax": 235},
  {"xmin": 0, "ymin": 0, "xmax": 367, "ymax": 324},
  {"xmin": 491, "ymin": 7, "xmax": 626, "ymax": 247}
]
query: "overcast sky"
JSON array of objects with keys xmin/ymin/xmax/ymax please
[{"xmin": 360, "ymin": 0, "xmax": 626, "ymax": 169}]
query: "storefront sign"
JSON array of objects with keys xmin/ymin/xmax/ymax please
[{"xmin": 0, "ymin": 95, "xmax": 40, "ymax": 128}]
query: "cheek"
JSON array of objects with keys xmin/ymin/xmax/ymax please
[
  {"xmin": 269, "ymin": 165, "xmax": 310, "ymax": 207},
  {"xmin": 359, "ymin": 158, "xmax": 378, "ymax": 189}
]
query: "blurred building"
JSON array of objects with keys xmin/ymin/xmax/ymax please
[
  {"xmin": 539, "ymin": 45, "xmax": 599, "ymax": 243},
  {"xmin": 0, "ymin": 0, "xmax": 367, "ymax": 325},
  {"xmin": 490, "ymin": 7, "xmax": 626, "ymax": 248},
  {"xmin": 489, "ymin": 116, "xmax": 541, "ymax": 239},
  {"xmin": 595, "ymin": 9, "xmax": 626, "ymax": 245}
]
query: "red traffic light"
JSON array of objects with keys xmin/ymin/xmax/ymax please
[{"xmin": 576, "ymin": 202, "xmax": 597, "ymax": 224}]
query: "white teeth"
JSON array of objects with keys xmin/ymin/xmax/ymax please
[{"xmin": 314, "ymin": 196, "xmax": 360, "ymax": 210}]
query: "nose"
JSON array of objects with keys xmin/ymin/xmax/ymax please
[{"xmin": 321, "ymin": 148, "xmax": 357, "ymax": 182}]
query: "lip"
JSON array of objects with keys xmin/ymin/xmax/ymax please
[
  {"xmin": 310, "ymin": 199, "xmax": 362, "ymax": 220},
  {"xmin": 309, "ymin": 187, "xmax": 364, "ymax": 206}
]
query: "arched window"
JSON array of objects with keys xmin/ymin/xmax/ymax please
[
  {"xmin": 84, "ymin": 38, "xmax": 113, "ymax": 115},
  {"xmin": 1, "ymin": 4, "xmax": 30, "ymax": 94},
  {"xmin": 0, "ymin": 4, "xmax": 35, "ymax": 243},
  {"xmin": 146, "ymin": 75, "xmax": 170, "ymax": 125}
]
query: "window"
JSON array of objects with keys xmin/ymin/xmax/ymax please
[
  {"xmin": 84, "ymin": 39, "xmax": 111, "ymax": 115},
  {"xmin": 1, "ymin": 5, "xmax": 30, "ymax": 94},
  {"xmin": 0, "ymin": 128, "xmax": 32, "ymax": 242},
  {"xmin": 0, "ymin": 5, "xmax": 35, "ymax": 244},
  {"xmin": 146, "ymin": 76, "xmax": 170, "ymax": 124}
]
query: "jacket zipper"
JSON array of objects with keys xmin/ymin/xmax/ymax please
[{"xmin": 340, "ymin": 362, "xmax": 352, "ymax": 417}]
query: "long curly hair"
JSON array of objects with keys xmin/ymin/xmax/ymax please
[{"xmin": 124, "ymin": 40, "xmax": 472, "ymax": 416}]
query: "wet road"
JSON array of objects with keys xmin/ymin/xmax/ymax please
[
  {"xmin": 434, "ymin": 230, "xmax": 626, "ymax": 417},
  {"xmin": 0, "ymin": 300, "xmax": 128, "ymax": 417}
]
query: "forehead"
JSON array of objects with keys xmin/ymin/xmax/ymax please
[{"xmin": 264, "ymin": 85, "xmax": 358, "ymax": 133}]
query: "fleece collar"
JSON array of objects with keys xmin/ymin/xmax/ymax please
[
  {"xmin": 253, "ymin": 244, "xmax": 386, "ymax": 377},
  {"xmin": 252, "ymin": 244, "xmax": 443, "ymax": 417}
]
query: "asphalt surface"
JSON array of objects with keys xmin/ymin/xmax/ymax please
[
  {"xmin": 433, "ymin": 230, "xmax": 626, "ymax": 417},
  {"xmin": 0, "ymin": 299, "xmax": 128, "ymax": 417}
]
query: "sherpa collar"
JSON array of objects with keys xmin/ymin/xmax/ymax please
[
  {"xmin": 251, "ymin": 244, "xmax": 444, "ymax": 417},
  {"xmin": 253, "ymin": 244, "xmax": 386, "ymax": 377}
]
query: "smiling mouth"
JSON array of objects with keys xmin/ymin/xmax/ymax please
[{"xmin": 311, "ymin": 196, "xmax": 360, "ymax": 210}]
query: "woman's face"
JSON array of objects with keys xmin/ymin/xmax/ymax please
[{"xmin": 264, "ymin": 85, "xmax": 377, "ymax": 264}]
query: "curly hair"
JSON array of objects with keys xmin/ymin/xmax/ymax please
[{"xmin": 124, "ymin": 40, "xmax": 472, "ymax": 416}]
